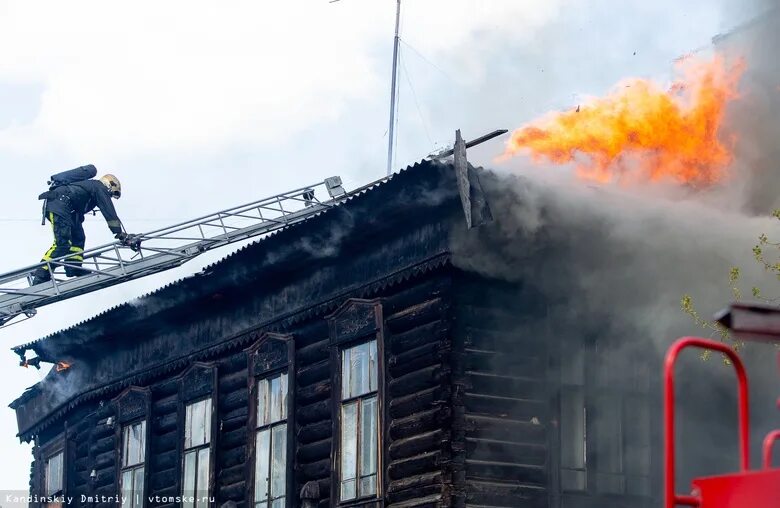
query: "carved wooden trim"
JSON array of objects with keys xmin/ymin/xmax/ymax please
[
  {"xmin": 112, "ymin": 386, "xmax": 151, "ymax": 424},
  {"xmin": 245, "ymin": 332, "xmax": 292, "ymax": 376},
  {"xmin": 177, "ymin": 362, "xmax": 217, "ymax": 403},
  {"xmin": 327, "ymin": 298, "xmax": 383, "ymax": 346}
]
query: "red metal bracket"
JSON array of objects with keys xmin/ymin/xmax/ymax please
[{"xmin": 664, "ymin": 337, "xmax": 750, "ymax": 508}]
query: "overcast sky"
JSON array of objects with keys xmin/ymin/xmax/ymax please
[{"xmin": 0, "ymin": 0, "xmax": 765, "ymax": 491}]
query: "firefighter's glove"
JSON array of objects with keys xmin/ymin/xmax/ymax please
[{"xmin": 116, "ymin": 232, "xmax": 142, "ymax": 252}]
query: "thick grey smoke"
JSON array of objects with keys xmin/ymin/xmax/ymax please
[
  {"xmin": 717, "ymin": 1, "xmax": 780, "ymax": 214},
  {"xmin": 451, "ymin": 166, "xmax": 779, "ymax": 489},
  {"xmin": 448, "ymin": 8, "xmax": 780, "ymax": 487}
]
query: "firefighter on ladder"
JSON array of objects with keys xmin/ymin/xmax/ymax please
[{"xmin": 31, "ymin": 165, "xmax": 139, "ymax": 285}]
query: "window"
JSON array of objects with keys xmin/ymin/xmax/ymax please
[
  {"xmin": 559, "ymin": 342, "xmax": 652, "ymax": 497},
  {"xmin": 339, "ymin": 340, "xmax": 379, "ymax": 502},
  {"xmin": 254, "ymin": 372, "xmax": 288, "ymax": 508},
  {"xmin": 120, "ymin": 420, "xmax": 146, "ymax": 508},
  {"xmin": 44, "ymin": 451, "xmax": 64, "ymax": 507},
  {"xmin": 182, "ymin": 398, "xmax": 212, "ymax": 508},
  {"xmin": 560, "ymin": 343, "xmax": 586, "ymax": 491}
]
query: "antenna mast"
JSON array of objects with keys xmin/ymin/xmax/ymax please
[{"xmin": 386, "ymin": 0, "xmax": 401, "ymax": 176}]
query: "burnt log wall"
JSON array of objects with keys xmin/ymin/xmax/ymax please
[{"xmin": 454, "ymin": 273, "xmax": 551, "ymax": 508}]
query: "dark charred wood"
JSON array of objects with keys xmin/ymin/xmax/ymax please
[
  {"xmin": 300, "ymin": 458, "xmax": 331, "ymax": 481},
  {"xmin": 219, "ymin": 369, "xmax": 249, "ymax": 393},
  {"xmin": 466, "ymin": 437, "xmax": 546, "ymax": 466},
  {"xmin": 464, "ymin": 392, "xmax": 546, "ymax": 421},
  {"xmin": 217, "ymin": 464, "xmax": 245, "ymax": 485},
  {"xmin": 466, "ymin": 458, "xmax": 547, "ymax": 486},
  {"xmin": 218, "ymin": 479, "xmax": 244, "ymax": 501},
  {"xmin": 388, "ymin": 340, "xmax": 444, "ymax": 378},
  {"xmin": 389, "ymin": 365, "xmax": 449, "ymax": 398},
  {"xmin": 382, "ymin": 274, "xmax": 451, "ymax": 316},
  {"xmin": 151, "ymin": 467, "xmax": 178, "ymax": 491},
  {"xmin": 152, "ymin": 430, "xmax": 179, "ymax": 453},
  {"xmin": 92, "ymin": 435, "xmax": 114, "ymax": 455},
  {"xmin": 387, "ymin": 471, "xmax": 442, "ymax": 494},
  {"xmin": 221, "ymin": 446, "xmax": 246, "ymax": 468},
  {"xmin": 464, "ymin": 414, "xmax": 546, "ymax": 445},
  {"xmin": 389, "ymin": 429, "xmax": 445, "ymax": 461},
  {"xmin": 288, "ymin": 319, "xmax": 329, "ymax": 349},
  {"xmin": 296, "ymin": 339, "xmax": 329, "ymax": 366},
  {"xmin": 93, "ymin": 468, "xmax": 116, "ymax": 488},
  {"xmin": 464, "ymin": 346, "xmax": 545, "ymax": 380},
  {"xmin": 152, "ymin": 393, "xmax": 178, "ymax": 417},
  {"xmin": 296, "ymin": 437, "xmax": 331, "ymax": 463},
  {"xmin": 297, "ymin": 399, "xmax": 330, "ymax": 425},
  {"xmin": 389, "ymin": 385, "xmax": 448, "ymax": 420},
  {"xmin": 463, "ymin": 326, "xmax": 546, "ymax": 355},
  {"xmin": 154, "ymin": 412, "xmax": 177, "ymax": 435},
  {"xmin": 297, "ymin": 379, "xmax": 330, "ymax": 406},
  {"xmin": 219, "ymin": 387, "xmax": 249, "ymax": 412},
  {"xmin": 93, "ymin": 449, "xmax": 114, "ymax": 470},
  {"xmin": 388, "ymin": 450, "xmax": 441, "ymax": 481},
  {"xmin": 386, "ymin": 483, "xmax": 443, "ymax": 506},
  {"xmin": 151, "ymin": 378, "xmax": 179, "ymax": 397},
  {"xmin": 466, "ymin": 479, "xmax": 547, "ymax": 508},
  {"xmin": 467, "ymin": 371, "xmax": 545, "ymax": 400},
  {"xmin": 152, "ymin": 449, "xmax": 178, "ymax": 471},
  {"xmin": 222, "ymin": 405, "xmax": 249, "ymax": 422},
  {"xmin": 385, "ymin": 297, "xmax": 447, "ymax": 334},
  {"xmin": 218, "ymin": 351, "xmax": 247, "ymax": 373},
  {"xmin": 390, "ymin": 407, "xmax": 449, "ymax": 441},
  {"xmin": 389, "ymin": 321, "xmax": 449, "ymax": 355},
  {"xmin": 297, "ymin": 358, "xmax": 330, "ymax": 387},
  {"xmin": 221, "ymin": 414, "xmax": 247, "ymax": 433},
  {"xmin": 297, "ymin": 419, "xmax": 331, "ymax": 444},
  {"xmin": 92, "ymin": 422, "xmax": 114, "ymax": 440},
  {"xmin": 219, "ymin": 427, "xmax": 246, "ymax": 449}
]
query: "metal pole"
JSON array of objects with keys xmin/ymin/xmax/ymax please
[{"xmin": 386, "ymin": 0, "xmax": 401, "ymax": 176}]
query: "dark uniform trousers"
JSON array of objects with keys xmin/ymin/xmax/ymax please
[{"xmin": 34, "ymin": 212, "xmax": 87, "ymax": 281}]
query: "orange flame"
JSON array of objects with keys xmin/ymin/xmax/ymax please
[
  {"xmin": 501, "ymin": 55, "xmax": 745, "ymax": 185},
  {"xmin": 56, "ymin": 361, "xmax": 72, "ymax": 372}
]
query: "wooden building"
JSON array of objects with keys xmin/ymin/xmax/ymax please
[{"xmin": 11, "ymin": 158, "xmax": 657, "ymax": 508}]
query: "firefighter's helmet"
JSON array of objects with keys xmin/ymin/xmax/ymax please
[{"xmin": 100, "ymin": 174, "xmax": 122, "ymax": 199}]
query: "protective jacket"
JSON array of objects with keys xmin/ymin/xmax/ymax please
[{"xmin": 39, "ymin": 180, "xmax": 123, "ymax": 235}]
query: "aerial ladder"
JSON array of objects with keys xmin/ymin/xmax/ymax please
[
  {"xmin": 0, "ymin": 129, "xmax": 507, "ymax": 329},
  {"xmin": 0, "ymin": 176, "xmax": 352, "ymax": 329}
]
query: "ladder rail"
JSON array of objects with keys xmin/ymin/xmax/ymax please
[{"xmin": 0, "ymin": 177, "xmax": 347, "ymax": 328}]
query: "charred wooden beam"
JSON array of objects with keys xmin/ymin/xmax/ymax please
[
  {"xmin": 296, "ymin": 437, "xmax": 332, "ymax": 463},
  {"xmin": 385, "ymin": 297, "xmax": 448, "ymax": 333},
  {"xmin": 389, "ymin": 385, "xmax": 449, "ymax": 420},
  {"xmin": 298, "ymin": 420, "xmax": 331, "ymax": 444},
  {"xmin": 389, "ymin": 429, "xmax": 445, "ymax": 461},
  {"xmin": 297, "ymin": 379, "xmax": 330, "ymax": 406}
]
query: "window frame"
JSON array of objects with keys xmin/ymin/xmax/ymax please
[
  {"xmin": 556, "ymin": 340, "xmax": 653, "ymax": 500},
  {"xmin": 112, "ymin": 386, "xmax": 152, "ymax": 508},
  {"xmin": 37, "ymin": 434, "xmax": 67, "ymax": 508},
  {"xmin": 327, "ymin": 299, "xmax": 386, "ymax": 507},
  {"xmin": 176, "ymin": 362, "xmax": 218, "ymax": 507},
  {"xmin": 244, "ymin": 332, "xmax": 295, "ymax": 508}
]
